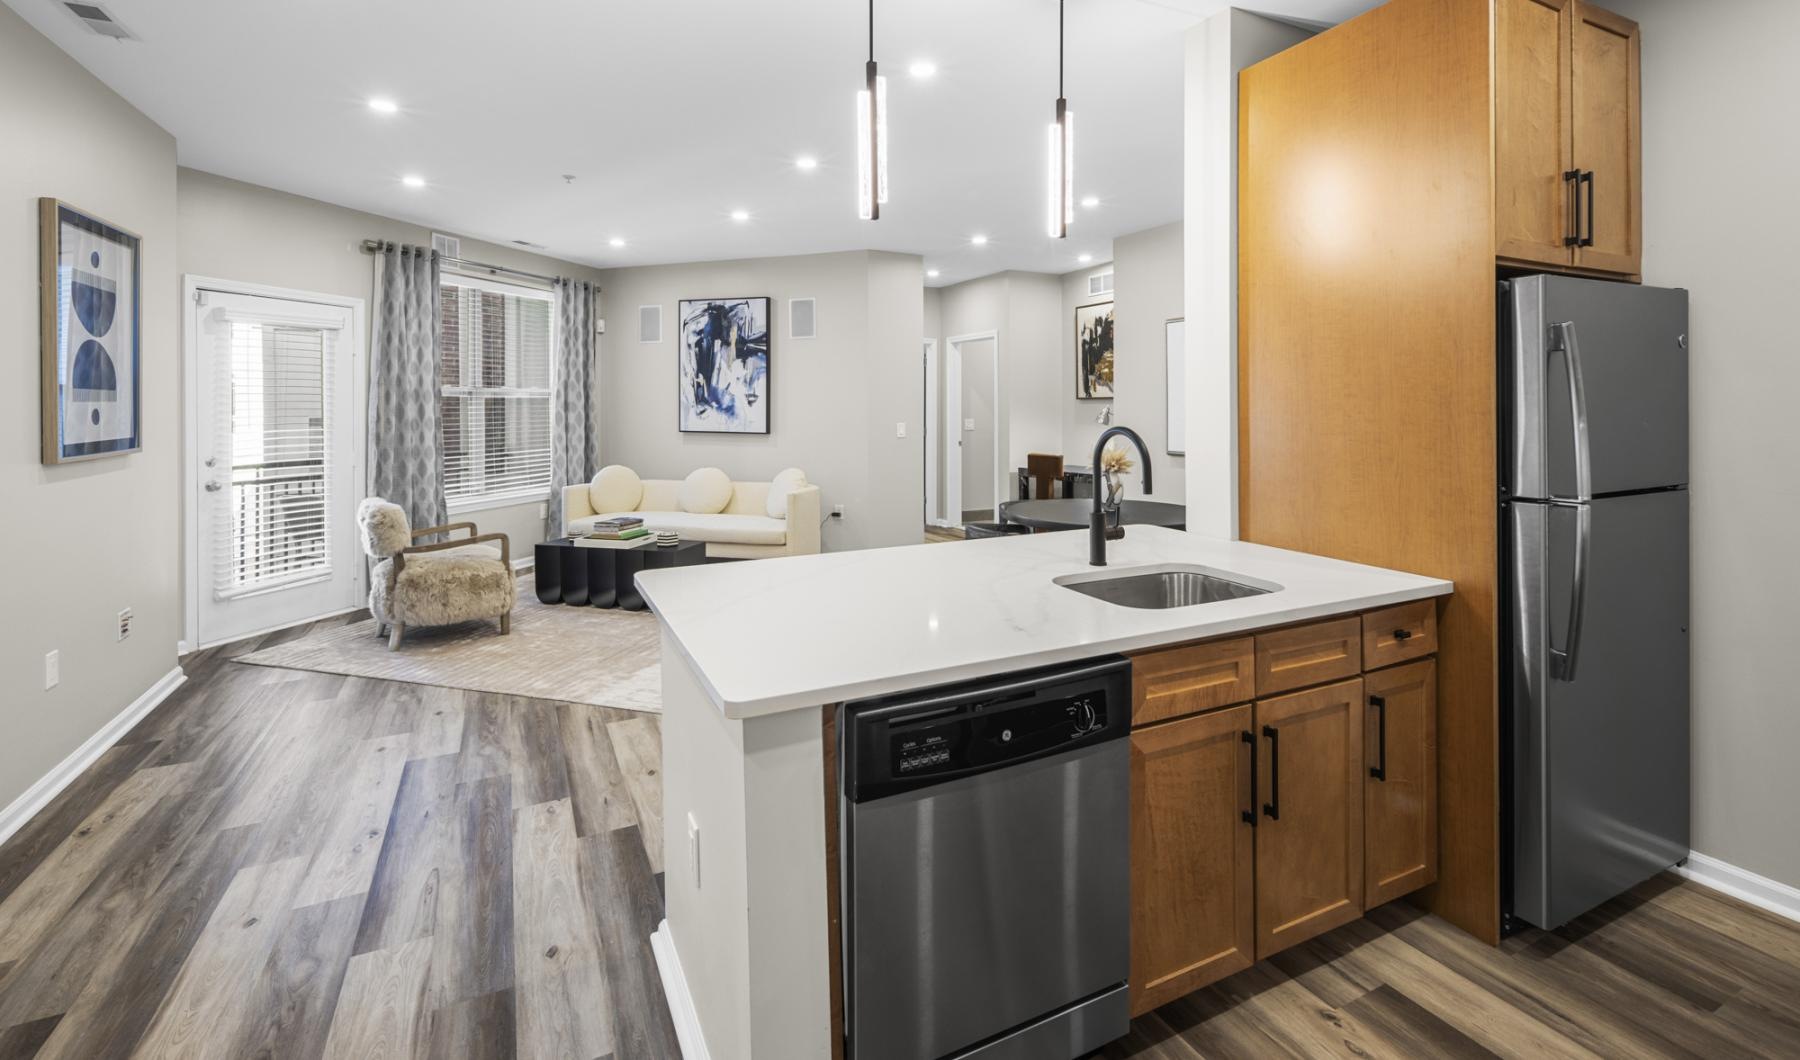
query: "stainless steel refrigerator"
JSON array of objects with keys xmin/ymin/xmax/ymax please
[{"xmin": 1502, "ymin": 273, "xmax": 1690, "ymax": 932}]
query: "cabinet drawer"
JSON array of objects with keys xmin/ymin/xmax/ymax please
[
  {"xmin": 1362, "ymin": 600, "xmax": 1438, "ymax": 670},
  {"xmin": 1254, "ymin": 618, "xmax": 1361, "ymax": 697},
  {"xmin": 1131, "ymin": 637, "xmax": 1255, "ymax": 726}
]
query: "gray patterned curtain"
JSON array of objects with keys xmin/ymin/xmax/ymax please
[
  {"xmin": 547, "ymin": 278, "xmax": 599, "ymax": 537},
  {"xmin": 367, "ymin": 243, "xmax": 447, "ymax": 535}
]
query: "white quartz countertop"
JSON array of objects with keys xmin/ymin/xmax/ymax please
[{"xmin": 635, "ymin": 526, "xmax": 1452, "ymax": 719}]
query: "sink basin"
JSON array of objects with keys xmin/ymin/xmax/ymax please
[{"xmin": 1054, "ymin": 564, "xmax": 1278, "ymax": 610}]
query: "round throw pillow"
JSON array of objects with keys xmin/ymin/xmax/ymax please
[
  {"xmin": 766, "ymin": 467, "xmax": 808, "ymax": 519},
  {"xmin": 589, "ymin": 465, "xmax": 644, "ymax": 514},
  {"xmin": 679, "ymin": 467, "xmax": 734, "ymax": 514}
]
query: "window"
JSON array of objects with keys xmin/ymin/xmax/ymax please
[{"xmin": 437, "ymin": 275, "xmax": 553, "ymax": 508}]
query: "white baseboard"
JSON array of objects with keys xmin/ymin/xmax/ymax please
[
  {"xmin": 512, "ymin": 557, "xmax": 534, "ymax": 573},
  {"xmin": 0, "ymin": 666, "xmax": 186, "ymax": 847},
  {"xmin": 1676, "ymin": 850, "xmax": 1800, "ymax": 924},
  {"xmin": 651, "ymin": 919, "xmax": 712, "ymax": 1060}
]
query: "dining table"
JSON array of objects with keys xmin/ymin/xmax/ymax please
[{"xmin": 1000, "ymin": 498, "xmax": 1187, "ymax": 532}]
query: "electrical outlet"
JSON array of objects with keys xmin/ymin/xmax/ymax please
[
  {"xmin": 117, "ymin": 607, "xmax": 132, "ymax": 641},
  {"xmin": 895, "ymin": 421, "xmax": 907, "ymax": 439},
  {"xmin": 687, "ymin": 812, "xmax": 702, "ymax": 889},
  {"xmin": 44, "ymin": 650, "xmax": 59, "ymax": 690},
  {"xmin": 537, "ymin": 502, "xmax": 547, "ymax": 520},
  {"xmin": 832, "ymin": 504, "xmax": 846, "ymax": 519}
]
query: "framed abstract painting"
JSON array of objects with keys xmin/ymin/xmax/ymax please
[
  {"xmin": 40, "ymin": 198, "xmax": 141, "ymax": 464},
  {"xmin": 678, "ymin": 296, "xmax": 771, "ymax": 434},
  {"xmin": 1076, "ymin": 299, "xmax": 1114, "ymax": 400}
]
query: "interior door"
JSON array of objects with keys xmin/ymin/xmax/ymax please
[
  {"xmin": 943, "ymin": 341, "xmax": 962, "ymax": 525},
  {"xmin": 1570, "ymin": 1, "xmax": 1641, "ymax": 275},
  {"xmin": 923, "ymin": 340, "xmax": 937, "ymax": 525},
  {"xmin": 194, "ymin": 290, "xmax": 358, "ymax": 646}
]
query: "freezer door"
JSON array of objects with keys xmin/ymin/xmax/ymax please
[
  {"xmin": 1511, "ymin": 491, "xmax": 1689, "ymax": 930},
  {"xmin": 1507, "ymin": 275, "xmax": 1688, "ymax": 499}
]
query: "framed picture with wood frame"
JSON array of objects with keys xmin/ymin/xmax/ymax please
[{"xmin": 40, "ymin": 198, "xmax": 141, "ymax": 464}]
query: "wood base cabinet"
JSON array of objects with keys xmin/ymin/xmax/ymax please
[
  {"xmin": 1128, "ymin": 705, "xmax": 1256, "ymax": 1015},
  {"xmin": 1252, "ymin": 678, "xmax": 1365, "ymax": 958},
  {"xmin": 1365, "ymin": 660, "xmax": 1439, "ymax": 906},
  {"xmin": 1127, "ymin": 609, "xmax": 1443, "ymax": 1015}
]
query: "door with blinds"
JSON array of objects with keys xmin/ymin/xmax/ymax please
[{"xmin": 194, "ymin": 290, "xmax": 358, "ymax": 646}]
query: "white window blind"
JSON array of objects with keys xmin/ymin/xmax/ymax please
[
  {"xmin": 439, "ymin": 277, "xmax": 554, "ymax": 507},
  {"xmin": 213, "ymin": 318, "xmax": 335, "ymax": 598}
]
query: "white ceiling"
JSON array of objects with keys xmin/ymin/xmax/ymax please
[{"xmin": 9, "ymin": 0, "xmax": 1374, "ymax": 286}]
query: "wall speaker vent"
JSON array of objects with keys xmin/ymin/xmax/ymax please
[
  {"xmin": 790, "ymin": 297, "xmax": 817, "ymax": 339},
  {"xmin": 63, "ymin": 2, "xmax": 136, "ymax": 39},
  {"xmin": 1088, "ymin": 271, "xmax": 1115, "ymax": 297},
  {"xmin": 431, "ymin": 232, "xmax": 461, "ymax": 259},
  {"xmin": 639, "ymin": 305, "xmax": 663, "ymax": 344}
]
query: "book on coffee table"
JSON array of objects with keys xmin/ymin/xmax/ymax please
[{"xmin": 572, "ymin": 534, "xmax": 654, "ymax": 549}]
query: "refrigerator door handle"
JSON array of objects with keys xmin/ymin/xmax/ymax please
[
  {"xmin": 1549, "ymin": 500, "xmax": 1591, "ymax": 682},
  {"xmin": 1549, "ymin": 321, "xmax": 1594, "ymax": 504}
]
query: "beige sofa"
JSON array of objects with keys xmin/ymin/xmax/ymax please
[{"xmin": 562, "ymin": 465, "xmax": 821, "ymax": 559}]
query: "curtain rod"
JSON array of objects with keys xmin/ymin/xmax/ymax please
[{"xmin": 357, "ymin": 239, "xmax": 569, "ymax": 287}]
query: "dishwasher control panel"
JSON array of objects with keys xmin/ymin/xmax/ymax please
[{"xmin": 843, "ymin": 656, "xmax": 1130, "ymax": 802}]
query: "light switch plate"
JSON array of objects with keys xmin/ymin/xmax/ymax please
[
  {"xmin": 895, "ymin": 422, "xmax": 907, "ymax": 438},
  {"xmin": 44, "ymin": 650, "xmax": 59, "ymax": 690},
  {"xmin": 964, "ymin": 418, "xmax": 975, "ymax": 431}
]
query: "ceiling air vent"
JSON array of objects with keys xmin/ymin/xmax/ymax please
[
  {"xmin": 430, "ymin": 232, "xmax": 461, "ymax": 259},
  {"xmin": 1088, "ymin": 271, "xmax": 1115, "ymax": 297},
  {"xmin": 510, "ymin": 239, "xmax": 547, "ymax": 251},
  {"xmin": 63, "ymin": 1, "xmax": 136, "ymax": 39}
]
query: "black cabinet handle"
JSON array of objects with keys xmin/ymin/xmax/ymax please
[
  {"xmin": 1241, "ymin": 730, "xmax": 1257, "ymax": 827},
  {"xmin": 1262, "ymin": 725, "xmax": 1281, "ymax": 820},
  {"xmin": 1393, "ymin": 628, "xmax": 1413, "ymax": 642},
  {"xmin": 1580, "ymin": 170, "xmax": 1596, "ymax": 248},
  {"xmin": 1564, "ymin": 169, "xmax": 1583, "ymax": 247},
  {"xmin": 1370, "ymin": 694, "xmax": 1388, "ymax": 781}
]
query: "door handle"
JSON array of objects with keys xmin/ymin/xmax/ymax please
[
  {"xmin": 1564, "ymin": 169, "xmax": 1583, "ymax": 247},
  {"xmin": 1261, "ymin": 725, "xmax": 1280, "ymax": 821},
  {"xmin": 1241, "ymin": 730, "xmax": 1257, "ymax": 827},
  {"xmin": 1580, "ymin": 170, "xmax": 1596, "ymax": 248},
  {"xmin": 204, "ymin": 481, "xmax": 223, "ymax": 493},
  {"xmin": 1369, "ymin": 694, "xmax": 1388, "ymax": 781}
]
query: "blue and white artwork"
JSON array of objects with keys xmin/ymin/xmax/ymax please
[
  {"xmin": 678, "ymin": 296, "xmax": 770, "ymax": 434},
  {"xmin": 42, "ymin": 199, "xmax": 140, "ymax": 463}
]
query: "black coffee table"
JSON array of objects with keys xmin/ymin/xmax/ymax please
[{"xmin": 535, "ymin": 538, "xmax": 706, "ymax": 610}]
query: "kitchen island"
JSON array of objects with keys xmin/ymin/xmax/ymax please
[{"xmin": 636, "ymin": 526, "xmax": 1451, "ymax": 1059}]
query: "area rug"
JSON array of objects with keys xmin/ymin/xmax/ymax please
[{"xmin": 234, "ymin": 574, "xmax": 662, "ymax": 712}]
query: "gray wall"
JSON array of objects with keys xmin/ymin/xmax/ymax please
[
  {"xmin": 177, "ymin": 168, "xmax": 608, "ymax": 557},
  {"xmin": 595, "ymin": 251, "xmax": 925, "ymax": 552},
  {"xmin": 0, "ymin": 5, "xmax": 180, "ymax": 813},
  {"xmin": 1060, "ymin": 222, "xmax": 1186, "ymax": 502},
  {"xmin": 1608, "ymin": 0, "xmax": 1800, "ymax": 891}
]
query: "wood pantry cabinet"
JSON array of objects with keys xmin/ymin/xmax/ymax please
[
  {"xmin": 1496, "ymin": 0, "xmax": 1642, "ymax": 277},
  {"xmin": 1125, "ymin": 609, "xmax": 1440, "ymax": 1017}
]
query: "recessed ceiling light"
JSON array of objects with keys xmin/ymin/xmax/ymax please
[
  {"xmin": 367, "ymin": 97, "xmax": 399, "ymax": 115},
  {"xmin": 401, "ymin": 174, "xmax": 426, "ymax": 189},
  {"xmin": 795, "ymin": 155, "xmax": 819, "ymax": 172},
  {"xmin": 1077, "ymin": 253, "xmax": 1093, "ymax": 264},
  {"xmin": 970, "ymin": 234, "xmax": 988, "ymax": 246},
  {"xmin": 1080, "ymin": 195, "xmax": 1100, "ymax": 209},
  {"xmin": 926, "ymin": 268, "xmax": 940, "ymax": 278},
  {"xmin": 908, "ymin": 60, "xmax": 937, "ymax": 79},
  {"xmin": 730, "ymin": 209, "xmax": 751, "ymax": 222},
  {"xmin": 609, "ymin": 237, "xmax": 626, "ymax": 248}
]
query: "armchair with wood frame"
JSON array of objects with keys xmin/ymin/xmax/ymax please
[{"xmin": 356, "ymin": 498, "xmax": 515, "ymax": 650}]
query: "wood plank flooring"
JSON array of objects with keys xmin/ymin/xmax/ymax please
[{"xmin": 0, "ymin": 612, "xmax": 1797, "ymax": 1058}]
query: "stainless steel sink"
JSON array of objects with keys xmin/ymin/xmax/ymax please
[{"xmin": 1054, "ymin": 564, "xmax": 1278, "ymax": 609}]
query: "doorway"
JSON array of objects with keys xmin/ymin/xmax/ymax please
[
  {"xmin": 184, "ymin": 280, "xmax": 364, "ymax": 648},
  {"xmin": 943, "ymin": 331, "xmax": 1001, "ymax": 525}
]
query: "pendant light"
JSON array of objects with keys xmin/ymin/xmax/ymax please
[
  {"xmin": 1047, "ymin": 0, "xmax": 1074, "ymax": 238},
  {"xmin": 857, "ymin": 0, "xmax": 889, "ymax": 221}
]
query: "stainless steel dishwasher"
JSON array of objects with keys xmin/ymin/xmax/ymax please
[{"xmin": 839, "ymin": 657, "xmax": 1131, "ymax": 1060}]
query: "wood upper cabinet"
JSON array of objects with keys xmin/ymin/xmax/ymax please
[
  {"xmin": 1253, "ymin": 678, "xmax": 1364, "ymax": 959},
  {"xmin": 1364, "ymin": 659, "xmax": 1439, "ymax": 907},
  {"xmin": 1494, "ymin": 0, "xmax": 1640, "ymax": 277},
  {"xmin": 1129, "ymin": 705, "xmax": 1256, "ymax": 1015},
  {"xmin": 1495, "ymin": 0, "xmax": 1574, "ymax": 267},
  {"xmin": 1570, "ymin": 1, "xmax": 1641, "ymax": 275}
]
